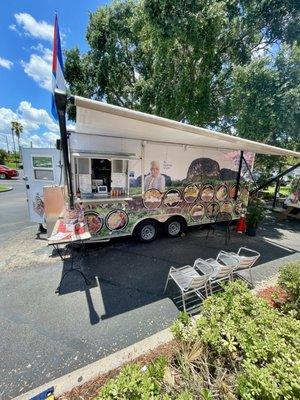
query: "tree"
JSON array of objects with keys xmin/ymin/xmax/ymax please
[
  {"xmin": 0, "ymin": 149, "xmax": 8, "ymax": 165},
  {"xmin": 65, "ymin": 0, "xmax": 300, "ymax": 171},
  {"xmin": 231, "ymin": 44, "xmax": 300, "ymax": 173},
  {"xmin": 11, "ymin": 121, "xmax": 23, "ymax": 166},
  {"xmin": 11, "ymin": 121, "xmax": 23, "ymax": 153}
]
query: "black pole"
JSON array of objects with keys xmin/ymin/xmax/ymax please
[
  {"xmin": 273, "ymin": 178, "xmax": 281, "ymax": 209},
  {"xmin": 235, "ymin": 150, "xmax": 244, "ymax": 200},
  {"xmin": 242, "ymin": 154, "xmax": 258, "ymax": 188},
  {"xmin": 250, "ymin": 162, "xmax": 300, "ymax": 196},
  {"xmin": 272, "ymin": 165, "xmax": 282, "ymax": 209},
  {"xmin": 54, "ymin": 89, "xmax": 74, "ymax": 207}
]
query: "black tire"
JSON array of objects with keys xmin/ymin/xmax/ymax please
[
  {"xmin": 0, "ymin": 173, "xmax": 7, "ymax": 180},
  {"xmin": 164, "ymin": 217, "xmax": 185, "ymax": 238},
  {"xmin": 134, "ymin": 220, "xmax": 158, "ymax": 243}
]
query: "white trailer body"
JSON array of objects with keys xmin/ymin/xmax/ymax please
[{"xmin": 22, "ymin": 147, "xmax": 63, "ymax": 224}]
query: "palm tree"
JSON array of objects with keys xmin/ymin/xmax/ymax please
[{"xmin": 11, "ymin": 121, "xmax": 23, "ymax": 165}]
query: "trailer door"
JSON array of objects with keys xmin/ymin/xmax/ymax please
[{"xmin": 22, "ymin": 148, "xmax": 62, "ymax": 223}]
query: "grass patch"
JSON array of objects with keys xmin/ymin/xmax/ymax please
[
  {"xmin": 0, "ymin": 184, "xmax": 10, "ymax": 192},
  {"xmin": 262, "ymin": 186, "xmax": 291, "ymax": 197}
]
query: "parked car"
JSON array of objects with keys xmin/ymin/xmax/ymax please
[{"xmin": 0, "ymin": 165, "xmax": 19, "ymax": 179}]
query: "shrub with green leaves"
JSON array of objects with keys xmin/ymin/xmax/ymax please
[
  {"xmin": 172, "ymin": 281, "xmax": 300, "ymax": 399},
  {"xmin": 96, "ymin": 281, "xmax": 300, "ymax": 400},
  {"xmin": 95, "ymin": 357, "xmax": 166, "ymax": 399},
  {"xmin": 278, "ymin": 261, "xmax": 300, "ymax": 319}
]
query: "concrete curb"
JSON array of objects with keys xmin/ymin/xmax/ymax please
[
  {"xmin": 0, "ymin": 186, "xmax": 13, "ymax": 193},
  {"xmin": 13, "ymin": 327, "xmax": 173, "ymax": 400},
  {"xmin": 13, "ymin": 252, "xmax": 299, "ymax": 400}
]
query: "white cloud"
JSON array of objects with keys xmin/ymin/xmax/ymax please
[
  {"xmin": 0, "ymin": 102, "xmax": 60, "ymax": 150},
  {"xmin": 18, "ymin": 101, "xmax": 58, "ymax": 132},
  {"xmin": 0, "ymin": 57, "xmax": 13, "ymax": 69},
  {"xmin": 43, "ymin": 131, "xmax": 60, "ymax": 145},
  {"xmin": 26, "ymin": 134, "xmax": 41, "ymax": 146},
  {"xmin": 14, "ymin": 13, "xmax": 53, "ymax": 42},
  {"xmin": 9, "ymin": 23, "xmax": 21, "ymax": 36},
  {"xmin": 20, "ymin": 132, "xmax": 59, "ymax": 148},
  {"xmin": 21, "ymin": 45, "xmax": 52, "ymax": 91},
  {"xmin": 9, "ymin": 23, "xmax": 17, "ymax": 32}
]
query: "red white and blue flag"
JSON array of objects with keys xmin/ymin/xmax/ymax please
[{"xmin": 51, "ymin": 14, "xmax": 65, "ymax": 119}]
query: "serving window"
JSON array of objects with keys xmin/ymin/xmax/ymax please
[{"xmin": 74, "ymin": 155, "xmax": 140, "ymax": 198}]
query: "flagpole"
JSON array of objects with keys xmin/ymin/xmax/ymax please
[
  {"xmin": 55, "ymin": 90, "xmax": 74, "ymax": 208},
  {"xmin": 52, "ymin": 13, "xmax": 74, "ymax": 207}
]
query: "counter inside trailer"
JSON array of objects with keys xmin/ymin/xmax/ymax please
[{"xmin": 78, "ymin": 196, "xmax": 133, "ymax": 203}]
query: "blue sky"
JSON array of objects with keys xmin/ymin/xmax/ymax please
[{"xmin": 0, "ymin": 0, "xmax": 109, "ymax": 151}]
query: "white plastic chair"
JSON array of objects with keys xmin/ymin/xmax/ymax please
[
  {"xmin": 220, "ymin": 247, "xmax": 260, "ymax": 285},
  {"xmin": 164, "ymin": 261, "xmax": 213, "ymax": 312}
]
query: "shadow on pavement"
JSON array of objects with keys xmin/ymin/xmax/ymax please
[{"xmin": 55, "ymin": 212, "xmax": 299, "ymax": 323}]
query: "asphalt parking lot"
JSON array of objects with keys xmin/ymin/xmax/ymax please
[
  {"xmin": 0, "ymin": 215, "xmax": 299, "ymax": 399},
  {"xmin": 0, "ymin": 176, "xmax": 34, "ymax": 241}
]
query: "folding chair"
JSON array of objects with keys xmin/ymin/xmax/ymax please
[{"xmin": 164, "ymin": 262, "xmax": 213, "ymax": 312}]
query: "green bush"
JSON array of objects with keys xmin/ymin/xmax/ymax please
[
  {"xmin": 172, "ymin": 281, "xmax": 300, "ymax": 400},
  {"xmin": 246, "ymin": 197, "xmax": 266, "ymax": 228},
  {"xmin": 278, "ymin": 261, "xmax": 300, "ymax": 319},
  {"xmin": 95, "ymin": 357, "xmax": 167, "ymax": 399},
  {"xmin": 0, "ymin": 149, "xmax": 7, "ymax": 165},
  {"xmin": 96, "ymin": 281, "xmax": 300, "ymax": 400}
]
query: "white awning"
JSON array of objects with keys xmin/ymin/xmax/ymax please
[{"xmin": 74, "ymin": 95, "xmax": 300, "ymax": 157}]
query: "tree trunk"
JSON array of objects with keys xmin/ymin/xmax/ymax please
[
  {"xmin": 17, "ymin": 136, "xmax": 22, "ymax": 162},
  {"xmin": 11, "ymin": 128, "xmax": 17, "ymax": 167}
]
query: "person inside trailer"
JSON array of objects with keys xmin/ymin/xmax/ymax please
[{"xmin": 144, "ymin": 160, "xmax": 165, "ymax": 191}]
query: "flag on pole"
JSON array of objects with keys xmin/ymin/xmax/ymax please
[{"xmin": 51, "ymin": 14, "xmax": 65, "ymax": 119}]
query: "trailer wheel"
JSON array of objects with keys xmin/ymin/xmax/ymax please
[
  {"xmin": 135, "ymin": 220, "xmax": 158, "ymax": 243},
  {"xmin": 164, "ymin": 217, "xmax": 185, "ymax": 238}
]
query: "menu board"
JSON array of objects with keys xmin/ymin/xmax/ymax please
[
  {"xmin": 111, "ymin": 173, "xmax": 126, "ymax": 188},
  {"xmin": 79, "ymin": 174, "xmax": 92, "ymax": 193}
]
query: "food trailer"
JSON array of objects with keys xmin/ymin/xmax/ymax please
[{"xmin": 46, "ymin": 90, "xmax": 300, "ymax": 244}]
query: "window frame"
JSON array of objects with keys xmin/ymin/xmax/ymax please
[{"xmin": 31, "ymin": 155, "xmax": 54, "ymax": 182}]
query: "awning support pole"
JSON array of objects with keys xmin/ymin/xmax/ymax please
[
  {"xmin": 242, "ymin": 154, "xmax": 258, "ymax": 188},
  {"xmin": 235, "ymin": 151, "xmax": 244, "ymax": 200},
  {"xmin": 250, "ymin": 162, "xmax": 300, "ymax": 196},
  {"xmin": 55, "ymin": 90, "xmax": 74, "ymax": 208},
  {"xmin": 272, "ymin": 165, "xmax": 281, "ymax": 209}
]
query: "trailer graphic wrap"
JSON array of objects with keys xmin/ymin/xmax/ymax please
[
  {"xmin": 79, "ymin": 182, "xmax": 248, "ymax": 239},
  {"xmin": 74, "ymin": 146, "xmax": 254, "ymax": 240}
]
